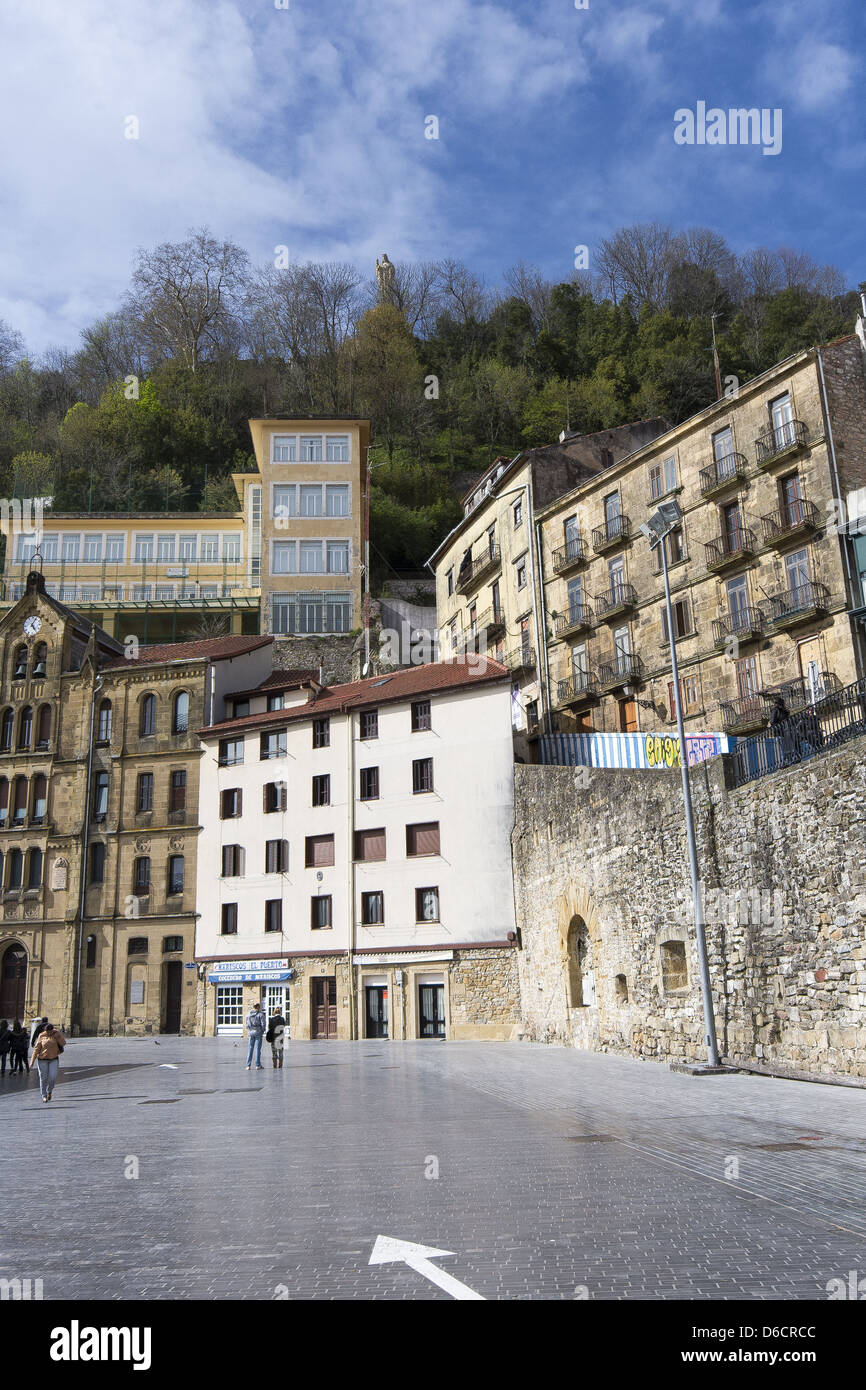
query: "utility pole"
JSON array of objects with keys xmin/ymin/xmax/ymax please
[{"xmin": 710, "ymin": 313, "xmax": 723, "ymax": 401}]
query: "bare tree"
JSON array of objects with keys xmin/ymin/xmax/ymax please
[
  {"xmin": 437, "ymin": 258, "xmax": 488, "ymax": 324},
  {"xmin": 502, "ymin": 262, "xmax": 553, "ymax": 336},
  {"xmin": 0, "ymin": 318, "xmax": 25, "ymax": 376},
  {"xmin": 595, "ymin": 223, "xmax": 676, "ymax": 309},
  {"xmin": 128, "ymin": 227, "xmax": 250, "ymax": 371}
]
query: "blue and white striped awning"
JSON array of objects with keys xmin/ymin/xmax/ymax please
[{"xmin": 538, "ymin": 730, "xmax": 730, "ymax": 770}]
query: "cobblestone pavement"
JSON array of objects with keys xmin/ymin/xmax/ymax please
[{"xmin": 2, "ymin": 1037, "xmax": 865, "ymax": 1300}]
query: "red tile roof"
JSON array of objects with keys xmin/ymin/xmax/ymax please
[
  {"xmin": 228, "ymin": 668, "xmax": 318, "ymax": 700},
  {"xmin": 199, "ymin": 657, "xmax": 511, "ymax": 736},
  {"xmin": 102, "ymin": 635, "xmax": 273, "ymax": 669}
]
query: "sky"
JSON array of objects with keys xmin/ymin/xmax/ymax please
[{"xmin": 1, "ymin": 0, "xmax": 864, "ymax": 355}]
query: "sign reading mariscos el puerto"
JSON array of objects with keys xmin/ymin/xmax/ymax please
[{"xmin": 208, "ymin": 959, "xmax": 292, "ymax": 983}]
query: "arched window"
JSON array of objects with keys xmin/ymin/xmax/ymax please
[
  {"xmin": 0, "ymin": 777, "xmax": 7, "ymax": 826},
  {"xmin": 26, "ymin": 849, "xmax": 43, "ymax": 891},
  {"xmin": 85, "ymin": 935, "xmax": 97, "ymax": 969},
  {"xmin": 0, "ymin": 709, "xmax": 12, "ymax": 751},
  {"xmin": 13, "ymin": 646, "xmax": 27, "ymax": 679},
  {"xmin": 31, "ymin": 775, "xmax": 47, "ymax": 824},
  {"xmin": 7, "ymin": 849, "xmax": 23, "ymax": 890},
  {"xmin": 140, "ymin": 694, "xmax": 156, "ymax": 737},
  {"xmin": 661, "ymin": 940, "xmax": 688, "ymax": 993},
  {"xmin": 97, "ymin": 700, "xmax": 112, "ymax": 742},
  {"xmin": 615, "ymin": 974, "xmax": 629, "ymax": 1005},
  {"xmin": 17, "ymin": 706, "xmax": 33, "ymax": 750},
  {"xmin": 36, "ymin": 705, "xmax": 51, "ymax": 748},
  {"xmin": 12, "ymin": 778, "xmax": 28, "ymax": 826},
  {"xmin": 32, "ymin": 643, "xmax": 48, "ymax": 679},
  {"xmin": 566, "ymin": 915, "xmax": 595, "ymax": 1009},
  {"xmin": 172, "ymin": 690, "xmax": 189, "ymax": 735}
]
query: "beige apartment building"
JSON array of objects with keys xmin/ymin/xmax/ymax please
[
  {"xmin": 537, "ymin": 334, "xmax": 866, "ymax": 740},
  {"xmin": 427, "ymin": 420, "xmax": 667, "ymax": 748}
]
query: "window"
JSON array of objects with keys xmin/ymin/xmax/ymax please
[
  {"xmin": 32, "ymin": 643, "xmax": 47, "ymax": 678},
  {"xmin": 360, "ymin": 709, "xmax": 378, "ymax": 740},
  {"xmin": 446, "ymin": 568, "xmax": 454, "ymax": 597},
  {"xmin": 604, "ymin": 491, "xmax": 621, "ymax": 525},
  {"xmin": 90, "ymin": 842, "xmax": 105, "ymax": 884},
  {"xmin": 361, "ymin": 891, "xmax": 384, "ymax": 925},
  {"xmin": 301, "ymin": 435, "xmax": 323, "ymax": 462},
  {"xmin": 83, "ymin": 535, "xmax": 102, "ymax": 562},
  {"xmin": 260, "ymin": 729, "xmax": 287, "ymax": 760},
  {"xmin": 299, "ymin": 542, "xmax": 323, "ymax": 574},
  {"xmin": 233, "ymin": 700, "xmax": 250, "ymax": 719},
  {"xmin": 104, "ymin": 534, "xmax": 124, "ymax": 561},
  {"xmin": 134, "ymin": 857, "xmax": 151, "ymax": 894},
  {"xmin": 163, "ymin": 935, "xmax": 183, "ymax": 953},
  {"xmin": 0, "ymin": 778, "xmax": 8, "ymax": 825},
  {"xmin": 136, "ymin": 773, "xmax": 154, "ymax": 813},
  {"xmin": 265, "ymin": 900, "xmax": 282, "ymax": 933},
  {"xmin": 61, "ymin": 534, "xmax": 80, "ymax": 562},
  {"xmin": 97, "ymin": 700, "xmax": 112, "ymax": 742},
  {"xmin": 406, "ymin": 822, "xmax": 440, "ymax": 856},
  {"xmin": 513, "ymin": 498, "xmax": 523, "ymax": 528},
  {"xmin": 312, "ymin": 775, "xmax": 330, "ymax": 807},
  {"xmin": 300, "ymin": 485, "xmax": 322, "ymax": 517},
  {"xmin": 305, "ymin": 834, "xmax": 334, "ymax": 867},
  {"xmin": 169, "ymin": 770, "xmax": 186, "ymax": 813},
  {"xmin": 412, "ymin": 758, "xmax": 434, "ymax": 794},
  {"xmin": 326, "ymin": 435, "xmax": 350, "ymax": 461},
  {"xmin": 221, "ymin": 787, "xmax": 243, "ymax": 819},
  {"xmin": 649, "ymin": 456, "xmax": 678, "ymax": 499},
  {"xmin": 27, "ymin": 848, "xmax": 43, "ymax": 890},
  {"xmin": 273, "ymin": 484, "xmax": 296, "ymax": 521},
  {"xmin": 31, "ymin": 774, "xmax": 47, "ymax": 823},
  {"xmin": 267, "ymin": 694, "xmax": 284, "ymax": 712},
  {"xmin": 327, "ymin": 541, "xmax": 349, "ymax": 574},
  {"xmin": 265, "ymin": 840, "xmax": 289, "ymax": 873},
  {"xmin": 221, "ymin": 903, "xmax": 238, "ymax": 936},
  {"xmin": 13, "ymin": 646, "xmax": 27, "ymax": 679},
  {"xmin": 128, "ymin": 937, "xmax": 148, "ymax": 955},
  {"xmin": 416, "ymin": 887, "xmax": 440, "ymax": 922},
  {"xmin": 661, "ymin": 598, "xmax": 693, "ymax": 642},
  {"xmin": 11, "ymin": 777, "xmax": 27, "ymax": 827},
  {"xmin": 17, "ymin": 706, "xmax": 32, "ymax": 749},
  {"xmin": 516, "ymin": 556, "xmax": 527, "ymax": 590},
  {"xmin": 735, "ymin": 654, "xmax": 760, "ymax": 701},
  {"xmin": 219, "ymin": 737, "xmax": 244, "ymax": 766},
  {"xmin": 200, "ymin": 535, "xmax": 219, "ymax": 563},
  {"xmin": 140, "ymin": 694, "xmax": 156, "ymax": 737},
  {"xmin": 134, "ymin": 534, "xmax": 154, "ymax": 563},
  {"xmin": 649, "ymin": 462, "xmax": 663, "ymax": 500},
  {"xmin": 8, "ymin": 849, "xmax": 23, "ymax": 890},
  {"xmin": 264, "ymin": 782, "xmax": 288, "ymax": 813},
  {"xmin": 312, "ymin": 718, "xmax": 330, "ymax": 749},
  {"xmin": 411, "ymin": 699, "xmax": 431, "ymax": 732},
  {"xmin": 325, "ymin": 484, "xmax": 350, "ymax": 516},
  {"xmin": 173, "ymin": 691, "xmax": 189, "ymax": 735},
  {"xmin": 272, "ymin": 542, "xmax": 296, "ymax": 575},
  {"xmin": 157, "ymin": 535, "xmax": 176, "ymax": 563},
  {"xmin": 273, "ymin": 435, "xmax": 297, "ymax": 463},
  {"xmin": 668, "ymin": 675, "xmax": 701, "ymax": 719},
  {"xmin": 780, "ymin": 472, "xmax": 804, "ymax": 526},
  {"xmin": 785, "ymin": 547, "xmax": 810, "ymax": 595},
  {"xmin": 167, "ymin": 855, "xmax": 184, "ymax": 895},
  {"xmin": 311, "ymin": 895, "xmax": 332, "ymax": 929},
  {"xmin": 360, "ymin": 766, "xmax": 379, "ymax": 801},
  {"xmin": 222, "ymin": 535, "xmax": 241, "ymax": 562},
  {"xmin": 661, "ymin": 939, "xmax": 689, "ymax": 992},
  {"xmin": 221, "ymin": 845, "xmax": 244, "ymax": 877},
  {"xmin": 354, "ymin": 828, "xmax": 386, "ymax": 862},
  {"xmin": 1, "ymin": 709, "xmax": 13, "ymax": 750},
  {"xmin": 86, "ymin": 936, "xmax": 97, "ymax": 968},
  {"xmin": 178, "ymin": 535, "xmax": 197, "ymax": 562},
  {"xmin": 93, "ymin": 771, "xmax": 109, "ymax": 821}
]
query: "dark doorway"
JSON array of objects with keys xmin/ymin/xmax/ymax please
[
  {"xmin": 162, "ymin": 960, "xmax": 183, "ymax": 1034},
  {"xmin": 0, "ymin": 944, "xmax": 27, "ymax": 1022},
  {"xmin": 418, "ymin": 983, "xmax": 445, "ymax": 1038},
  {"xmin": 365, "ymin": 986, "xmax": 389, "ymax": 1039},
  {"xmin": 312, "ymin": 977, "xmax": 338, "ymax": 1038}
]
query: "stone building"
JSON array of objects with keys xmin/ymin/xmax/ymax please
[
  {"xmin": 194, "ymin": 658, "xmax": 520, "ymax": 1042},
  {"xmin": 0, "ymin": 568, "xmax": 272, "ymax": 1035},
  {"xmin": 537, "ymin": 334, "xmax": 866, "ymax": 740},
  {"xmin": 426, "ymin": 421, "xmax": 668, "ymax": 753}
]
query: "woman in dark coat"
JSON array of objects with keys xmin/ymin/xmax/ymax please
[
  {"xmin": 0, "ymin": 1020, "xmax": 10, "ymax": 1076},
  {"xmin": 8, "ymin": 1021, "xmax": 29, "ymax": 1074}
]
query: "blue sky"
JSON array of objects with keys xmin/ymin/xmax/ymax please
[{"xmin": 1, "ymin": 0, "xmax": 864, "ymax": 353}]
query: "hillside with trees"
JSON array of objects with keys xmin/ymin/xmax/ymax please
[{"xmin": 0, "ymin": 225, "xmax": 858, "ymax": 582}]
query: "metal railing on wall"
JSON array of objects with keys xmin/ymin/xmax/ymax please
[{"xmin": 730, "ymin": 677, "xmax": 866, "ymax": 787}]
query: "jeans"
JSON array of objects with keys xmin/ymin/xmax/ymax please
[
  {"xmin": 246, "ymin": 1033, "xmax": 263, "ymax": 1067},
  {"xmin": 36, "ymin": 1058, "xmax": 58, "ymax": 1098}
]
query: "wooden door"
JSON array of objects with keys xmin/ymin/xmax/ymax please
[
  {"xmin": 618, "ymin": 698, "xmax": 637, "ymax": 733},
  {"xmin": 162, "ymin": 960, "xmax": 183, "ymax": 1034},
  {"xmin": 0, "ymin": 945, "xmax": 27, "ymax": 1023},
  {"xmin": 312, "ymin": 977, "xmax": 337, "ymax": 1038}
]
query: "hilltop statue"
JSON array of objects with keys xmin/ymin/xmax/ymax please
[{"xmin": 376, "ymin": 253, "xmax": 396, "ymax": 304}]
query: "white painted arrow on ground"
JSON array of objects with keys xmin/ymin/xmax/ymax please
[
  {"xmin": 158, "ymin": 1064, "xmax": 179, "ymax": 1069},
  {"xmin": 369, "ymin": 1236, "xmax": 485, "ymax": 1300}
]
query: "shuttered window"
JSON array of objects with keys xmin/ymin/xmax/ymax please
[
  {"xmin": 406, "ymin": 822, "xmax": 440, "ymax": 857},
  {"xmin": 263, "ymin": 782, "xmax": 287, "ymax": 812},
  {"xmin": 221, "ymin": 844, "xmax": 245, "ymax": 877},
  {"xmin": 221, "ymin": 788, "xmax": 242, "ymax": 818},
  {"xmin": 264, "ymin": 900, "xmax": 282, "ymax": 933},
  {"xmin": 221, "ymin": 903, "xmax": 238, "ymax": 935},
  {"xmin": 354, "ymin": 828, "xmax": 386, "ymax": 862},
  {"xmin": 312, "ymin": 775, "xmax": 330, "ymax": 806},
  {"xmin": 305, "ymin": 834, "xmax": 334, "ymax": 867},
  {"xmin": 265, "ymin": 839, "xmax": 289, "ymax": 873}
]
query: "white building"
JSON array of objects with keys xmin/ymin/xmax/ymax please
[{"xmin": 194, "ymin": 658, "xmax": 521, "ymax": 1042}]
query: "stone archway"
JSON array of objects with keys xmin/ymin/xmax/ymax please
[
  {"xmin": 0, "ymin": 941, "xmax": 27, "ymax": 1023},
  {"xmin": 565, "ymin": 916, "xmax": 595, "ymax": 1009}
]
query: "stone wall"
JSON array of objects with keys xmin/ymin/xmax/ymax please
[
  {"xmin": 272, "ymin": 635, "xmax": 358, "ymax": 684},
  {"xmin": 448, "ymin": 947, "xmax": 521, "ymax": 1041},
  {"xmin": 512, "ymin": 737, "xmax": 866, "ymax": 1077}
]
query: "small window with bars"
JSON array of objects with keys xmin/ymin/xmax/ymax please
[
  {"xmin": 312, "ymin": 774, "xmax": 330, "ymax": 807},
  {"xmin": 359, "ymin": 767, "xmax": 379, "ymax": 801},
  {"xmin": 412, "ymin": 758, "xmax": 434, "ymax": 794},
  {"xmin": 411, "ymin": 699, "xmax": 431, "ymax": 732}
]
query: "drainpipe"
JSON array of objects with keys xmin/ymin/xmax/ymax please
[
  {"xmin": 73, "ymin": 671, "xmax": 102, "ymax": 1033},
  {"xmin": 816, "ymin": 348, "xmax": 864, "ymax": 675}
]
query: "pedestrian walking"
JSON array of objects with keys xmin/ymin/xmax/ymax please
[
  {"xmin": 245, "ymin": 1001, "xmax": 266, "ymax": 1070},
  {"xmin": 0, "ymin": 1020, "xmax": 10, "ymax": 1077},
  {"xmin": 266, "ymin": 1008, "xmax": 287, "ymax": 1068},
  {"xmin": 8, "ymin": 1021, "xmax": 29, "ymax": 1075},
  {"xmin": 31, "ymin": 1023, "xmax": 66, "ymax": 1102},
  {"xmin": 29, "ymin": 1015, "xmax": 48, "ymax": 1048}
]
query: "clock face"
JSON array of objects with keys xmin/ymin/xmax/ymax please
[{"xmin": 23, "ymin": 616, "xmax": 42, "ymax": 637}]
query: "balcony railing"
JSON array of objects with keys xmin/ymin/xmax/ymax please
[
  {"xmin": 554, "ymin": 604, "xmax": 593, "ymax": 640},
  {"xmin": 760, "ymin": 498, "xmax": 821, "ymax": 546},
  {"xmin": 755, "ymin": 419, "xmax": 809, "ymax": 467},
  {"xmin": 474, "ymin": 605, "xmax": 506, "ymax": 639},
  {"xmin": 454, "ymin": 545, "xmax": 501, "ymax": 595},
  {"xmin": 761, "ymin": 672, "xmax": 841, "ymax": 717},
  {"xmin": 761, "ymin": 580, "xmax": 830, "ymax": 628},
  {"xmin": 557, "ymin": 671, "xmax": 599, "ymax": 706},
  {"xmin": 597, "ymin": 653, "xmax": 644, "ymax": 691},
  {"xmin": 712, "ymin": 606, "xmax": 764, "ymax": 648},
  {"xmin": 592, "ymin": 515, "xmax": 631, "ymax": 553},
  {"xmin": 551, "ymin": 538, "xmax": 588, "ymax": 574},
  {"xmin": 594, "ymin": 583, "xmax": 637, "ymax": 621},
  {"xmin": 719, "ymin": 695, "xmax": 768, "ymax": 735},
  {"xmin": 731, "ymin": 677, "xmax": 866, "ymax": 787},
  {"xmin": 699, "ymin": 453, "xmax": 749, "ymax": 497},
  {"xmin": 503, "ymin": 645, "xmax": 536, "ymax": 673},
  {"xmin": 1, "ymin": 557, "xmax": 253, "ymax": 605},
  {"xmin": 704, "ymin": 526, "xmax": 757, "ymax": 571}
]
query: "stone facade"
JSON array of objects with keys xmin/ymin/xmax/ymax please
[{"xmin": 512, "ymin": 739, "xmax": 866, "ymax": 1078}]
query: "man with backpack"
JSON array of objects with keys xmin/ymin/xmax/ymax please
[{"xmin": 245, "ymin": 1001, "xmax": 266, "ymax": 1070}]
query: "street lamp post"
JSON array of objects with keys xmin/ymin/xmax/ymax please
[{"xmin": 641, "ymin": 500, "xmax": 721, "ymax": 1068}]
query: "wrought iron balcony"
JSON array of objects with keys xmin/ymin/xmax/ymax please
[
  {"xmin": 454, "ymin": 545, "xmax": 501, "ymax": 595},
  {"xmin": 761, "ymin": 672, "xmax": 840, "ymax": 717},
  {"xmin": 551, "ymin": 538, "xmax": 588, "ymax": 574},
  {"xmin": 699, "ymin": 453, "xmax": 749, "ymax": 498},
  {"xmin": 761, "ymin": 580, "xmax": 830, "ymax": 629},
  {"xmin": 712, "ymin": 606, "xmax": 764, "ymax": 649},
  {"xmin": 592, "ymin": 515, "xmax": 631, "ymax": 553},
  {"xmin": 503, "ymin": 645, "xmax": 536, "ymax": 673},
  {"xmin": 704, "ymin": 526, "xmax": 757, "ymax": 572},
  {"xmin": 597, "ymin": 653, "xmax": 644, "ymax": 692},
  {"xmin": 719, "ymin": 695, "xmax": 768, "ymax": 734},
  {"xmin": 557, "ymin": 671, "xmax": 599, "ymax": 706},
  {"xmin": 554, "ymin": 603, "xmax": 593, "ymax": 640},
  {"xmin": 474, "ymin": 605, "xmax": 506, "ymax": 641},
  {"xmin": 760, "ymin": 498, "xmax": 821, "ymax": 547},
  {"xmin": 755, "ymin": 419, "xmax": 809, "ymax": 468},
  {"xmin": 594, "ymin": 583, "xmax": 637, "ymax": 621}
]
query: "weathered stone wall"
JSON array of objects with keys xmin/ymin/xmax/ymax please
[
  {"xmin": 512, "ymin": 738, "xmax": 866, "ymax": 1077},
  {"xmin": 272, "ymin": 635, "xmax": 358, "ymax": 683},
  {"xmin": 448, "ymin": 947, "xmax": 521, "ymax": 1041}
]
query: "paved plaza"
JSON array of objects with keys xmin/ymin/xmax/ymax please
[{"xmin": 2, "ymin": 1037, "xmax": 865, "ymax": 1300}]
